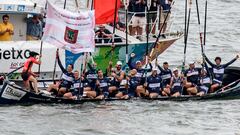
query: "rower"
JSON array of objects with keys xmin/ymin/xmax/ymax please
[
  {"xmin": 145, "ymin": 68, "xmax": 162, "ymax": 98},
  {"xmin": 85, "ymin": 62, "xmax": 98, "ymax": 91},
  {"xmin": 63, "ymin": 70, "xmax": 89, "ymax": 100},
  {"xmin": 128, "ymin": 53, "xmax": 152, "ymax": 97},
  {"xmin": 47, "ymin": 50, "xmax": 74, "ymax": 96},
  {"xmin": 95, "ymin": 69, "xmax": 110, "ymax": 99},
  {"xmin": 108, "ymin": 61, "xmax": 125, "ymax": 96},
  {"xmin": 186, "ymin": 68, "xmax": 211, "ymax": 96},
  {"xmin": 204, "ymin": 54, "xmax": 239, "ymax": 92},
  {"xmin": 163, "ymin": 68, "xmax": 184, "ymax": 97},
  {"xmin": 184, "ymin": 61, "xmax": 200, "ymax": 94},
  {"xmin": 121, "ymin": 69, "xmax": 140, "ymax": 99},
  {"xmin": 156, "ymin": 61, "xmax": 172, "ymax": 88},
  {"xmin": 21, "ymin": 51, "xmax": 41, "ymax": 93}
]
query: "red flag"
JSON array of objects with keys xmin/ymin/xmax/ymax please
[{"xmin": 94, "ymin": 0, "xmax": 121, "ymax": 24}]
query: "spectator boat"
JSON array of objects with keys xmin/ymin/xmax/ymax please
[{"xmin": 0, "ymin": 0, "xmax": 183, "ymax": 81}]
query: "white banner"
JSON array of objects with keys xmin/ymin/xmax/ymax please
[
  {"xmin": 42, "ymin": 2, "xmax": 95, "ymax": 54},
  {"xmin": 0, "ymin": 41, "xmax": 64, "ymax": 73},
  {"xmin": 1, "ymin": 85, "xmax": 26, "ymax": 101}
]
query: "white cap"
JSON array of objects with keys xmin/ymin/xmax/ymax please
[
  {"xmin": 188, "ymin": 61, "xmax": 195, "ymax": 65},
  {"xmin": 116, "ymin": 61, "xmax": 122, "ymax": 65},
  {"xmin": 173, "ymin": 68, "xmax": 178, "ymax": 72},
  {"xmin": 136, "ymin": 60, "xmax": 141, "ymax": 64}
]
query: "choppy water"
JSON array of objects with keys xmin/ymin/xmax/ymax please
[{"xmin": 1, "ymin": 0, "xmax": 240, "ymax": 135}]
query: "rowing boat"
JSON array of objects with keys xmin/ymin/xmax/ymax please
[{"xmin": 0, "ymin": 67, "xmax": 239, "ymax": 105}]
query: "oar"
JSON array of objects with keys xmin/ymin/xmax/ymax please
[
  {"xmin": 182, "ymin": 0, "xmax": 192, "ymax": 72},
  {"xmin": 149, "ymin": 1, "xmax": 174, "ymax": 58},
  {"xmin": 5, "ymin": 66, "xmax": 24, "ymax": 78},
  {"xmin": 215, "ymin": 79, "xmax": 240, "ymax": 93},
  {"xmin": 202, "ymin": 0, "xmax": 213, "ymax": 79},
  {"xmin": 155, "ymin": 4, "xmax": 162, "ymax": 68},
  {"xmin": 38, "ymin": 41, "xmax": 43, "ymax": 75},
  {"xmin": 52, "ymin": 0, "xmax": 67, "ymax": 84}
]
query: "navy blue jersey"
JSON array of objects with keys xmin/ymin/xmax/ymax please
[
  {"xmin": 171, "ymin": 76, "xmax": 183, "ymax": 94},
  {"xmin": 158, "ymin": 66, "xmax": 172, "ymax": 86},
  {"xmin": 205, "ymin": 56, "xmax": 237, "ymax": 84},
  {"xmin": 71, "ymin": 78, "xmax": 89, "ymax": 96},
  {"xmin": 128, "ymin": 76, "xmax": 141, "ymax": 95},
  {"xmin": 197, "ymin": 75, "xmax": 211, "ymax": 93},
  {"xmin": 147, "ymin": 75, "xmax": 162, "ymax": 93},
  {"xmin": 184, "ymin": 68, "xmax": 200, "ymax": 85},
  {"xmin": 160, "ymin": 0, "xmax": 171, "ymax": 12},
  {"xmin": 57, "ymin": 57, "xmax": 74, "ymax": 89},
  {"xmin": 132, "ymin": 0, "xmax": 146, "ymax": 17},
  {"xmin": 97, "ymin": 77, "xmax": 110, "ymax": 97}
]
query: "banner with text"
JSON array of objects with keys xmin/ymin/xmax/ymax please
[{"xmin": 42, "ymin": 2, "xmax": 95, "ymax": 53}]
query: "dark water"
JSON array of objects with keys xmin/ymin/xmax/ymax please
[{"xmin": 1, "ymin": 0, "xmax": 240, "ymax": 135}]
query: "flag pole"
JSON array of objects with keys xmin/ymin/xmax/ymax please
[
  {"xmin": 110, "ymin": 0, "xmax": 118, "ymax": 61},
  {"xmin": 52, "ymin": 0, "xmax": 67, "ymax": 83},
  {"xmin": 124, "ymin": 0, "xmax": 129, "ymax": 71}
]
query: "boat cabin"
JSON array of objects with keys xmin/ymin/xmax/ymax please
[{"xmin": 0, "ymin": 0, "xmax": 43, "ymax": 41}]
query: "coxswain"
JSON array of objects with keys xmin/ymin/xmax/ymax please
[
  {"xmin": 156, "ymin": 61, "xmax": 172, "ymax": 88},
  {"xmin": 95, "ymin": 69, "xmax": 110, "ymax": 99},
  {"xmin": 63, "ymin": 70, "xmax": 89, "ymax": 100},
  {"xmin": 163, "ymin": 68, "xmax": 184, "ymax": 97},
  {"xmin": 145, "ymin": 68, "xmax": 162, "ymax": 98},
  {"xmin": 128, "ymin": 53, "xmax": 152, "ymax": 97},
  {"xmin": 184, "ymin": 62, "xmax": 200, "ymax": 94},
  {"xmin": 21, "ymin": 51, "xmax": 41, "ymax": 93},
  {"xmin": 47, "ymin": 50, "xmax": 74, "ymax": 96},
  {"xmin": 108, "ymin": 61, "xmax": 125, "ymax": 96},
  {"xmin": 204, "ymin": 54, "xmax": 239, "ymax": 92}
]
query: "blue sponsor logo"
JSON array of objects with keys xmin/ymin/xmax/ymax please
[
  {"xmin": 17, "ymin": 5, "xmax": 25, "ymax": 12},
  {"xmin": 4, "ymin": 5, "xmax": 15, "ymax": 11}
]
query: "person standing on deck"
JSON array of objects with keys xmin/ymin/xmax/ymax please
[
  {"xmin": 159, "ymin": 0, "xmax": 172, "ymax": 38},
  {"xmin": 131, "ymin": 0, "xmax": 146, "ymax": 39},
  {"xmin": 26, "ymin": 15, "xmax": 43, "ymax": 40},
  {"xmin": 128, "ymin": 53, "xmax": 153, "ymax": 97},
  {"xmin": 21, "ymin": 51, "xmax": 41, "ymax": 93},
  {"xmin": 203, "ymin": 54, "xmax": 239, "ymax": 92},
  {"xmin": 0, "ymin": 14, "xmax": 14, "ymax": 41},
  {"xmin": 149, "ymin": 0, "xmax": 160, "ymax": 36}
]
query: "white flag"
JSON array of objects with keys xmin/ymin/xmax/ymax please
[{"xmin": 42, "ymin": 2, "xmax": 95, "ymax": 53}]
